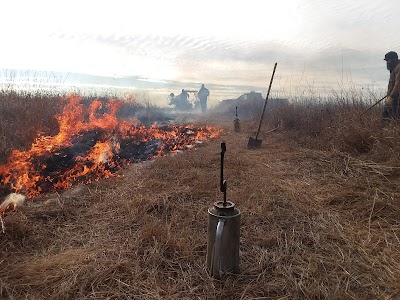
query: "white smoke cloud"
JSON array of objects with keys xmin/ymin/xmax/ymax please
[{"xmin": 0, "ymin": 193, "xmax": 26, "ymax": 213}]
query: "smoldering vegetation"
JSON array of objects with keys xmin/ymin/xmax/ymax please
[{"xmin": 0, "ymin": 89, "xmax": 400, "ymax": 299}]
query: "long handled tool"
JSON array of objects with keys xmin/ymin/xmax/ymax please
[
  {"xmin": 361, "ymin": 95, "xmax": 387, "ymax": 115},
  {"xmin": 248, "ymin": 62, "xmax": 277, "ymax": 148}
]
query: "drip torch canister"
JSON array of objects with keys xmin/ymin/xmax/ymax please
[
  {"xmin": 206, "ymin": 141, "xmax": 241, "ymax": 278},
  {"xmin": 234, "ymin": 106, "xmax": 241, "ymax": 132}
]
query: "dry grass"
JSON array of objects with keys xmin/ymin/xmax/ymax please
[
  {"xmin": 1, "ymin": 104, "xmax": 400, "ymax": 299},
  {"xmin": 0, "ymin": 91, "xmax": 63, "ymax": 161}
]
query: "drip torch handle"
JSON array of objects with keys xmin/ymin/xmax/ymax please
[
  {"xmin": 220, "ymin": 142, "xmax": 226, "ymax": 193},
  {"xmin": 220, "ymin": 142, "xmax": 228, "ymax": 206},
  {"xmin": 223, "ymin": 180, "xmax": 227, "ymax": 205},
  {"xmin": 221, "ymin": 141, "xmax": 226, "ymax": 153}
]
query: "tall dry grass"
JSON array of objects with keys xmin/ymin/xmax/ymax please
[
  {"xmin": 244, "ymin": 96, "xmax": 400, "ymax": 163},
  {"xmin": 0, "ymin": 91, "xmax": 62, "ymax": 161}
]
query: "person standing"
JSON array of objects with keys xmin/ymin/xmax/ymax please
[
  {"xmin": 383, "ymin": 51, "xmax": 400, "ymax": 122},
  {"xmin": 173, "ymin": 89, "xmax": 191, "ymax": 110},
  {"xmin": 198, "ymin": 84, "xmax": 210, "ymax": 113}
]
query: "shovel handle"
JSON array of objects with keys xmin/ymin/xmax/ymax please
[
  {"xmin": 361, "ymin": 95, "xmax": 387, "ymax": 115},
  {"xmin": 255, "ymin": 63, "xmax": 277, "ymax": 140}
]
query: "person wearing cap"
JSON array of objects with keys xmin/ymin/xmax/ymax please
[{"xmin": 383, "ymin": 51, "xmax": 400, "ymax": 121}]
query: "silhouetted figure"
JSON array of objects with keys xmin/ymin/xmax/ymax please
[
  {"xmin": 383, "ymin": 51, "xmax": 400, "ymax": 123},
  {"xmin": 198, "ymin": 84, "xmax": 210, "ymax": 113},
  {"xmin": 169, "ymin": 89, "xmax": 192, "ymax": 110},
  {"xmin": 181, "ymin": 89, "xmax": 189, "ymax": 102},
  {"xmin": 168, "ymin": 93, "xmax": 175, "ymax": 105}
]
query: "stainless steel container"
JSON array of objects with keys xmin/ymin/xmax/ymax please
[
  {"xmin": 234, "ymin": 106, "xmax": 241, "ymax": 132},
  {"xmin": 206, "ymin": 200, "xmax": 240, "ymax": 278},
  {"xmin": 234, "ymin": 118, "xmax": 241, "ymax": 132}
]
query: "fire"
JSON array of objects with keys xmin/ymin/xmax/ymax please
[
  {"xmin": 0, "ymin": 95, "xmax": 220, "ymax": 199},
  {"xmin": 0, "ymin": 193, "xmax": 25, "ymax": 214}
]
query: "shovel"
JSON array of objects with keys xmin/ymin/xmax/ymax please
[
  {"xmin": 361, "ymin": 95, "xmax": 387, "ymax": 115},
  {"xmin": 248, "ymin": 62, "xmax": 277, "ymax": 148}
]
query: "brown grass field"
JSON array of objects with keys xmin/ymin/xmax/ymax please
[{"xmin": 1, "ymin": 92, "xmax": 400, "ymax": 299}]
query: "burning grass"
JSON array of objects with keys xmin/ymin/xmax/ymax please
[
  {"xmin": 1, "ymin": 93, "xmax": 400, "ymax": 299},
  {"xmin": 0, "ymin": 94, "xmax": 219, "ymax": 199}
]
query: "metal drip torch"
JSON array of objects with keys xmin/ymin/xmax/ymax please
[{"xmin": 206, "ymin": 142, "xmax": 241, "ymax": 278}]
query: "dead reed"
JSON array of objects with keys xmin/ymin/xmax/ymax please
[{"xmin": 0, "ymin": 90, "xmax": 63, "ymax": 162}]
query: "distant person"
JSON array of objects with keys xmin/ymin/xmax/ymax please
[
  {"xmin": 198, "ymin": 84, "xmax": 210, "ymax": 113},
  {"xmin": 173, "ymin": 89, "xmax": 192, "ymax": 110},
  {"xmin": 168, "ymin": 92, "xmax": 175, "ymax": 105},
  {"xmin": 383, "ymin": 51, "xmax": 400, "ymax": 122},
  {"xmin": 181, "ymin": 89, "xmax": 189, "ymax": 103}
]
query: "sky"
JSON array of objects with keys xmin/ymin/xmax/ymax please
[{"xmin": 0, "ymin": 0, "xmax": 399, "ymax": 106}]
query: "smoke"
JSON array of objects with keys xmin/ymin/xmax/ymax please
[{"xmin": 0, "ymin": 193, "xmax": 26, "ymax": 213}]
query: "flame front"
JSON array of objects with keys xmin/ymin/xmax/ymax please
[{"xmin": 0, "ymin": 95, "xmax": 219, "ymax": 198}]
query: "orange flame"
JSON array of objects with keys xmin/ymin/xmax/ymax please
[{"xmin": 0, "ymin": 95, "xmax": 220, "ymax": 198}]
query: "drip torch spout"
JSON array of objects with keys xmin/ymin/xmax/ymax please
[{"xmin": 220, "ymin": 142, "xmax": 227, "ymax": 206}]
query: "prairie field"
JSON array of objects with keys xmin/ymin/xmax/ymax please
[{"xmin": 0, "ymin": 91, "xmax": 400, "ymax": 299}]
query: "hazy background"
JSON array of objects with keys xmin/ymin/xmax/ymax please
[{"xmin": 0, "ymin": 0, "xmax": 397, "ymax": 106}]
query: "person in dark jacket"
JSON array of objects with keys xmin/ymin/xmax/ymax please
[
  {"xmin": 383, "ymin": 51, "xmax": 400, "ymax": 122},
  {"xmin": 198, "ymin": 84, "xmax": 210, "ymax": 113}
]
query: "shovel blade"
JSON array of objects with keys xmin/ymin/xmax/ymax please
[{"xmin": 247, "ymin": 137, "xmax": 262, "ymax": 148}]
